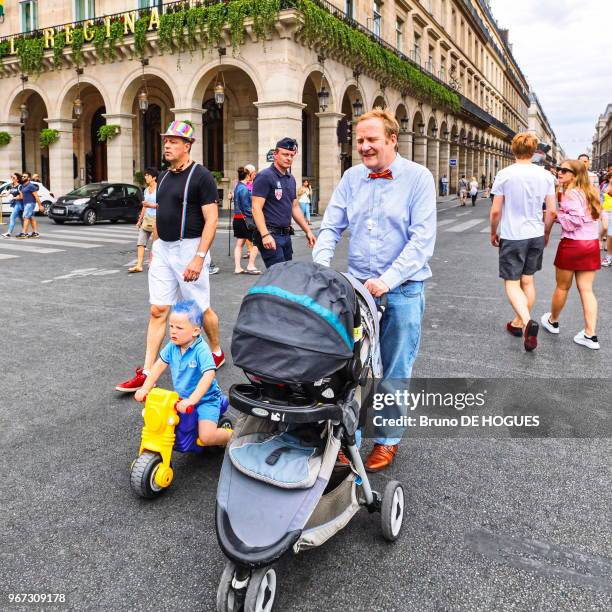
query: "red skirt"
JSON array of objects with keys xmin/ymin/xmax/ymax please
[{"xmin": 554, "ymin": 238, "xmax": 601, "ymax": 271}]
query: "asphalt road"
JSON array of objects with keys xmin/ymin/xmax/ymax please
[{"xmin": 1, "ymin": 204, "xmax": 611, "ymax": 611}]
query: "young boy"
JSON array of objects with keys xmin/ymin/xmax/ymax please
[{"xmin": 135, "ymin": 300, "xmax": 232, "ymax": 447}]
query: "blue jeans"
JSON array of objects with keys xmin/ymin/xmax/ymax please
[
  {"xmin": 299, "ymin": 201, "xmax": 311, "ymax": 222},
  {"xmin": 356, "ymin": 280, "xmax": 425, "ymax": 447},
  {"xmin": 8, "ymin": 203, "xmax": 24, "ymax": 234},
  {"xmin": 259, "ymin": 233, "xmax": 293, "ymax": 269}
]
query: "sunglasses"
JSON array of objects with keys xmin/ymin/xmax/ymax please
[{"xmin": 557, "ymin": 168, "xmax": 576, "ymax": 175}]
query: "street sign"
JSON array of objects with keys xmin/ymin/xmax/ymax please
[
  {"xmin": 266, "ymin": 149, "xmax": 274, "ymax": 162},
  {"xmin": 449, "ymin": 158, "xmax": 457, "ymax": 167}
]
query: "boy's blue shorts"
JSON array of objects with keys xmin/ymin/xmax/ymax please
[{"xmin": 196, "ymin": 399, "xmax": 221, "ymax": 423}]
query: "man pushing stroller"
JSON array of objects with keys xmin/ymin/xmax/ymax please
[{"xmin": 313, "ymin": 108, "xmax": 437, "ymax": 471}]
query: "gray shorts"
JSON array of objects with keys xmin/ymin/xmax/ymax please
[
  {"xmin": 499, "ymin": 236, "xmax": 545, "ymax": 280},
  {"xmin": 137, "ymin": 227, "xmax": 154, "ymax": 247}
]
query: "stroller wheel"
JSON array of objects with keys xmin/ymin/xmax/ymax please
[
  {"xmin": 217, "ymin": 561, "xmax": 245, "ymax": 612},
  {"xmin": 244, "ymin": 566, "xmax": 277, "ymax": 612},
  {"xmin": 381, "ymin": 480, "xmax": 405, "ymax": 542}
]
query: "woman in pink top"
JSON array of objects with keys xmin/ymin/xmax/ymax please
[{"xmin": 541, "ymin": 159, "xmax": 603, "ymax": 349}]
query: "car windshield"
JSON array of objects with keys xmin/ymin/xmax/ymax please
[{"xmin": 68, "ymin": 184, "xmax": 102, "ymax": 197}]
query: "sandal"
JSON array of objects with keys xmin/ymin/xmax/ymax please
[
  {"xmin": 234, "ymin": 270, "xmax": 244, "ymax": 274},
  {"xmin": 128, "ymin": 266, "xmax": 143, "ymax": 273},
  {"xmin": 244, "ymin": 269, "xmax": 262, "ymax": 275}
]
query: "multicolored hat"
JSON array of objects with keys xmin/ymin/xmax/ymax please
[{"xmin": 160, "ymin": 120, "xmax": 195, "ymax": 142}]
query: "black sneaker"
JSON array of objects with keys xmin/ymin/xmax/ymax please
[
  {"xmin": 1, "ymin": 232, "xmax": 10, "ymax": 238},
  {"xmin": 16, "ymin": 233, "xmax": 27, "ymax": 239},
  {"xmin": 29, "ymin": 232, "xmax": 40, "ymax": 238}
]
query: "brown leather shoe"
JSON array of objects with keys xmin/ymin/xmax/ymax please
[{"xmin": 365, "ymin": 444, "xmax": 398, "ymax": 472}]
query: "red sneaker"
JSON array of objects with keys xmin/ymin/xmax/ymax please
[
  {"xmin": 213, "ymin": 350, "xmax": 226, "ymax": 369},
  {"xmin": 115, "ymin": 367, "xmax": 147, "ymax": 392}
]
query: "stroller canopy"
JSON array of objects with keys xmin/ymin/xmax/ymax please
[{"xmin": 231, "ymin": 262, "xmax": 356, "ymax": 383}]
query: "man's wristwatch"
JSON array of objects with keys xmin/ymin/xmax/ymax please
[{"xmin": 196, "ymin": 251, "xmax": 207, "ymax": 259}]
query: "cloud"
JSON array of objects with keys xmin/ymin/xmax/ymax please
[{"xmin": 489, "ymin": 0, "xmax": 612, "ymax": 157}]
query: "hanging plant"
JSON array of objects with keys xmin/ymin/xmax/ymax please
[
  {"xmin": 0, "ymin": 39, "xmax": 11, "ymax": 63},
  {"xmin": 92, "ymin": 22, "xmax": 107, "ymax": 61},
  {"xmin": 71, "ymin": 27, "xmax": 85, "ymax": 67},
  {"xmin": 40, "ymin": 128, "xmax": 60, "ymax": 148},
  {"xmin": 134, "ymin": 14, "xmax": 149, "ymax": 60},
  {"xmin": 0, "ymin": 132, "xmax": 12, "ymax": 146},
  {"xmin": 157, "ymin": 12, "xmax": 174, "ymax": 54},
  {"xmin": 53, "ymin": 30, "xmax": 66, "ymax": 69},
  {"xmin": 16, "ymin": 36, "xmax": 45, "ymax": 75},
  {"xmin": 227, "ymin": 2, "xmax": 249, "ymax": 52},
  {"xmin": 97, "ymin": 124, "xmax": 121, "ymax": 142},
  {"xmin": 107, "ymin": 19, "xmax": 125, "ymax": 61}
]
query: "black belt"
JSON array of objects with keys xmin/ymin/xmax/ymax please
[{"xmin": 267, "ymin": 226, "xmax": 293, "ymax": 235}]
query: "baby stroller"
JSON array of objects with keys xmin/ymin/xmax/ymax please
[{"xmin": 215, "ymin": 262, "xmax": 405, "ymax": 612}]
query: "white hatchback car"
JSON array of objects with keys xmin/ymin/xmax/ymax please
[{"xmin": 0, "ymin": 180, "xmax": 57, "ymax": 215}]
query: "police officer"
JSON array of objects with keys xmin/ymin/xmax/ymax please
[{"xmin": 251, "ymin": 137, "xmax": 316, "ymax": 268}]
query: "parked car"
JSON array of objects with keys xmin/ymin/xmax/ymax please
[
  {"xmin": 48, "ymin": 183, "xmax": 142, "ymax": 225},
  {"xmin": 0, "ymin": 180, "xmax": 57, "ymax": 215}
]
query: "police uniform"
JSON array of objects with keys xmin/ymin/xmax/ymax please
[{"xmin": 252, "ymin": 137, "xmax": 298, "ymax": 268}]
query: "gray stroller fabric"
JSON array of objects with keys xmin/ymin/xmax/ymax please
[
  {"xmin": 229, "ymin": 432, "xmax": 323, "ymax": 489},
  {"xmin": 231, "ymin": 261, "xmax": 357, "ymax": 383}
]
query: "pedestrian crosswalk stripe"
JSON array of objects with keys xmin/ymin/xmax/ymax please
[
  {"xmin": 0, "ymin": 253, "xmax": 19, "ymax": 260},
  {"xmin": 86, "ymin": 226, "xmax": 136, "ymax": 233},
  {"xmin": 29, "ymin": 238, "xmax": 101, "ymax": 248},
  {"xmin": 437, "ymin": 219, "xmax": 456, "ymax": 227},
  {"xmin": 480, "ymin": 226, "xmax": 491, "ymax": 233},
  {"xmin": 49, "ymin": 230, "xmax": 132, "ymax": 243},
  {"xmin": 445, "ymin": 219, "xmax": 485, "ymax": 232},
  {"xmin": 0, "ymin": 243, "xmax": 64, "ymax": 254}
]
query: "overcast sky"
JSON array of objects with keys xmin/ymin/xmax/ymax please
[{"xmin": 489, "ymin": 0, "xmax": 611, "ymax": 158}]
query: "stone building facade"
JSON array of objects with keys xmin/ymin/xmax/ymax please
[
  {"xmin": 528, "ymin": 91, "xmax": 564, "ymax": 166},
  {"xmin": 592, "ymin": 103, "xmax": 612, "ymax": 172},
  {"xmin": 0, "ymin": 0, "xmax": 530, "ymax": 208}
]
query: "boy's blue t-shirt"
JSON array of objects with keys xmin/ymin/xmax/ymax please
[{"xmin": 159, "ymin": 336, "xmax": 221, "ymax": 408}]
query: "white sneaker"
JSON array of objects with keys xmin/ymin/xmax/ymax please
[
  {"xmin": 540, "ymin": 312, "xmax": 560, "ymax": 334},
  {"xmin": 573, "ymin": 330, "xmax": 600, "ymax": 350},
  {"xmin": 602, "ymin": 257, "xmax": 612, "ymax": 267},
  {"xmin": 1, "ymin": 232, "xmax": 10, "ymax": 238}
]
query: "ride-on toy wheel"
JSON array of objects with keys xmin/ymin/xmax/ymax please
[
  {"xmin": 244, "ymin": 566, "xmax": 277, "ymax": 612},
  {"xmin": 130, "ymin": 451, "xmax": 169, "ymax": 498},
  {"xmin": 219, "ymin": 416, "xmax": 233, "ymax": 431},
  {"xmin": 381, "ymin": 480, "xmax": 405, "ymax": 542}
]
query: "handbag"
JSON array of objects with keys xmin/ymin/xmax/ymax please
[{"xmin": 141, "ymin": 214, "xmax": 155, "ymax": 232}]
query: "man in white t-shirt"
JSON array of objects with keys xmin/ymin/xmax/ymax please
[{"xmin": 490, "ymin": 132, "xmax": 556, "ymax": 352}]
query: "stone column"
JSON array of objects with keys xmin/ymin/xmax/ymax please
[
  {"xmin": 439, "ymin": 139, "xmax": 450, "ymax": 195},
  {"xmin": 458, "ymin": 144, "xmax": 468, "ymax": 184},
  {"xmin": 171, "ymin": 107, "xmax": 204, "ymax": 164},
  {"xmin": 102, "ymin": 113, "xmax": 136, "ymax": 184},
  {"xmin": 45, "ymin": 118, "xmax": 75, "ymax": 197},
  {"xmin": 426, "ymin": 137, "xmax": 440, "ymax": 190},
  {"xmin": 466, "ymin": 147, "xmax": 474, "ymax": 179},
  {"xmin": 351, "ymin": 121, "xmax": 359, "ymax": 167},
  {"xmin": 449, "ymin": 142, "xmax": 459, "ymax": 194},
  {"xmin": 0, "ymin": 121, "xmax": 23, "ymax": 181},
  {"xmin": 315, "ymin": 112, "xmax": 343, "ymax": 213},
  {"xmin": 254, "ymin": 101, "xmax": 305, "ymax": 187},
  {"xmin": 413, "ymin": 135, "xmax": 427, "ymax": 167},
  {"xmin": 398, "ymin": 131, "xmax": 412, "ymax": 160}
]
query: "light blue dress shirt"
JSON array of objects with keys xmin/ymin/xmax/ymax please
[{"xmin": 312, "ymin": 154, "xmax": 437, "ymax": 289}]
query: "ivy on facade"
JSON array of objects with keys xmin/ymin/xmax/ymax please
[{"xmin": 0, "ymin": 0, "xmax": 458, "ymax": 112}]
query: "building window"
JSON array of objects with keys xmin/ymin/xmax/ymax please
[
  {"xmin": 440, "ymin": 56, "xmax": 447, "ymax": 82},
  {"xmin": 20, "ymin": 1, "xmax": 38, "ymax": 32},
  {"xmin": 373, "ymin": 1, "xmax": 382, "ymax": 37},
  {"xmin": 395, "ymin": 17, "xmax": 404, "ymax": 51},
  {"xmin": 412, "ymin": 32, "xmax": 421, "ymax": 65},
  {"xmin": 345, "ymin": 0, "xmax": 354, "ymax": 19},
  {"xmin": 138, "ymin": 0, "xmax": 162, "ymax": 8},
  {"xmin": 74, "ymin": 0, "xmax": 95, "ymax": 21},
  {"xmin": 427, "ymin": 46, "xmax": 435, "ymax": 73}
]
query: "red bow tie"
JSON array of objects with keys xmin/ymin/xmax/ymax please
[{"xmin": 368, "ymin": 169, "xmax": 393, "ymax": 180}]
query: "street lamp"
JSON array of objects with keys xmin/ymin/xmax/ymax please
[
  {"xmin": 19, "ymin": 74, "xmax": 28, "ymax": 123},
  {"xmin": 418, "ymin": 122, "xmax": 425, "ymax": 136},
  {"xmin": 317, "ymin": 82, "xmax": 329, "ymax": 112},
  {"xmin": 432, "ymin": 126, "xmax": 439, "ymax": 138},
  {"xmin": 138, "ymin": 59, "xmax": 149, "ymax": 113},
  {"xmin": 73, "ymin": 67, "xmax": 83, "ymax": 118},
  {"xmin": 214, "ymin": 81, "xmax": 225, "ymax": 108},
  {"xmin": 443, "ymin": 129, "xmax": 450, "ymax": 139},
  {"xmin": 400, "ymin": 117, "xmax": 409, "ymax": 133},
  {"xmin": 352, "ymin": 98, "xmax": 363, "ymax": 118}
]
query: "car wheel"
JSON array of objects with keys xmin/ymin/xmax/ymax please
[
  {"xmin": 110, "ymin": 218, "xmax": 119, "ymax": 224},
  {"xmin": 83, "ymin": 208, "xmax": 97, "ymax": 225},
  {"xmin": 53, "ymin": 219, "xmax": 65, "ymax": 224}
]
